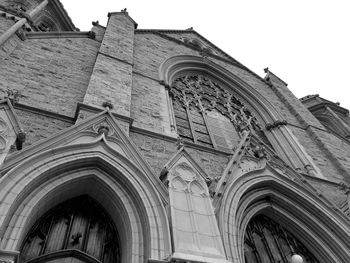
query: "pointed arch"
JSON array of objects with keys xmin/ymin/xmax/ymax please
[
  {"xmin": 159, "ymin": 55, "xmax": 323, "ymax": 177},
  {"xmin": 0, "ymin": 140, "xmax": 172, "ymax": 263},
  {"xmin": 217, "ymin": 168, "xmax": 350, "ymax": 263}
]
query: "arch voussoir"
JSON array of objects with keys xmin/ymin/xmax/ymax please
[
  {"xmin": 218, "ymin": 170, "xmax": 350, "ymax": 263},
  {"xmin": 0, "ymin": 144, "xmax": 171, "ymax": 263}
]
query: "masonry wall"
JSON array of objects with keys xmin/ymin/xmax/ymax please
[
  {"xmin": 130, "ymin": 31, "xmax": 350, "ymax": 183},
  {"xmin": 0, "ymin": 36, "xmax": 100, "ymax": 117},
  {"xmin": 14, "ymin": 107, "xmax": 73, "ymax": 147},
  {"xmin": 1, "ymin": 10, "xmax": 348, "ymax": 192},
  {"xmin": 131, "ymin": 33, "xmax": 203, "ymax": 133},
  {"xmin": 130, "ymin": 131, "xmax": 230, "ymax": 179}
]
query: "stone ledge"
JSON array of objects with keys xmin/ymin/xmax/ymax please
[
  {"xmin": 26, "ymin": 31, "xmax": 95, "ymax": 40},
  {"xmin": 75, "ymin": 103, "xmax": 134, "ymax": 125}
]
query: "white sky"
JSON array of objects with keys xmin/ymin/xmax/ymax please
[{"xmin": 61, "ymin": 0, "xmax": 350, "ymax": 110}]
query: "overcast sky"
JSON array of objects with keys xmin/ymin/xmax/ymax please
[{"xmin": 61, "ymin": 0, "xmax": 350, "ymax": 110}]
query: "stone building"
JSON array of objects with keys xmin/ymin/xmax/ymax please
[{"xmin": 0, "ymin": 1, "xmax": 350, "ymax": 263}]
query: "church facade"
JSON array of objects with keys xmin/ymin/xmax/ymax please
[{"xmin": 0, "ymin": 1, "xmax": 350, "ymax": 263}]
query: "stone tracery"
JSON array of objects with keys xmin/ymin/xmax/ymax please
[{"xmin": 170, "ymin": 74, "xmax": 272, "ymax": 150}]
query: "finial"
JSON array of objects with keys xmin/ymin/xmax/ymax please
[
  {"xmin": 121, "ymin": 8, "xmax": 127, "ymax": 12},
  {"xmin": 264, "ymin": 67, "xmax": 269, "ymax": 73},
  {"xmin": 92, "ymin": 20, "xmax": 99, "ymax": 26},
  {"xmin": 186, "ymin": 27, "xmax": 193, "ymax": 30}
]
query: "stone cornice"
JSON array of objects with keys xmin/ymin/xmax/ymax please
[
  {"xmin": 12, "ymin": 101, "xmax": 75, "ymax": 123},
  {"xmin": 300, "ymin": 95, "xmax": 349, "ymax": 114},
  {"xmin": 0, "ymin": 5, "xmax": 23, "ymax": 21},
  {"xmin": 25, "ymin": 31, "xmax": 96, "ymax": 40},
  {"xmin": 75, "ymin": 103, "xmax": 134, "ymax": 126},
  {"xmin": 98, "ymin": 51, "xmax": 133, "ymax": 66},
  {"xmin": 133, "ymin": 70, "xmax": 159, "ymax": 83},
  {"xmin": 309, "ymin": 102, "xmax": 349, "ymax": 116}
]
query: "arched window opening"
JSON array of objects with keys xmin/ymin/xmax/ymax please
[
  {"xmin": 21, "ymin": 195, "xmax": 120, "ymax": 263},
  {"xmin": 244, "ymin": 214, "xmax": 319, "ymax": 263},
  {"xmin": 170, "ymin": 74, "xmax": 272, "ymax": 151}
]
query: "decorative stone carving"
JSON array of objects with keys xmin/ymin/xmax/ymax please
[
  {"xmin": 93, "ymin": 120, "xmax": 114, "ymax": 137},
  {"xmin": 4, "ymin": 88, "xmax": 22, "ymax": 104},
  {"xmin": 168, "ymin": 162, "xmax": 227, "ymax": 262},
  {"xmin": 338, "ymin": 182, "xmax": 350, "ymax": 195},
  {"xmin": 0, "ymin": 100, "xmax": 25, "ymax": 165},
  {"xmin": 15, "ymin": 131, "xmax": 26, "ymax": 150},
  {"xmin": 170, "ymin": 74, "xmax": 272, "ymax": 148},
  {"xmin": 176, "ymin": 136, "xmax": 184, "ymax": 149},
  {"xmin": 161, "ymin": 148, "xmax": 228, "ymax": 262},
  {"xmin": 265, "ymin": 120, "xmax": 288, "ymax": 131}
]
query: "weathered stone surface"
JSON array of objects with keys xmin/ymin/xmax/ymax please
[
  {"xmin": 84, "ymin": 13, "xmax": 135, "ymax": 117},
  {"xmin": 130, "ymin": 132, "xmax": 178, "ymax": 175},
  {"xmin": 0, "ymin": 8, "xmax": 350, "ymax": 263},
  {"xmin": 14, "ymin": 108, "xmax": 72, "ymax": 147},
  {"xmin": 131, "ymin": 74, "xmax": 171, "ymax": 134},
  {"xmin": 133, "ymin": 33, "xmax": 200, "ymax": 80},
  {"xmin": 186, "ymin": 148, "xmax": 229, "ymax": 179},
  {"xmin": 83, "ymin": 54, "xmax": 132, "ymax": 116},
  {"xmin": 0, "ymin": 37, "xmax": 100, "ymax": 117},
  {"xmin": 100, "ymin": 12, "xmax": 135, "ymax": 64},
  {"xmin": 130, "ymin": 131, "xmax": 229, "ymax": 179}
]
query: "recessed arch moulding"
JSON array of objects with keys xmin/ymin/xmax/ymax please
[
  {"xmin": 159, "ymin": 55, "xmax": 323, "ymax": 178},
  {"xmin": 0, "ymin": 142, "xmax": 172, "ymax": 263},
  {"xmin": 217, "ymin": 166, "xmax": 350, "ymax": 263}
]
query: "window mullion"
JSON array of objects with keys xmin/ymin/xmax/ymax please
[
  {"xmin": 202, "ymin": 111, "xmax": 217, "ymax": 148},
  {"xmin": 186, "ymin": 106, "xmax": 197, "ymax": 143}
]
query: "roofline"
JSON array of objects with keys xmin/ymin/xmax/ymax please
[
  {"xmin": 300, "ymin": 95, "xmax": 349, "ymax": 114},
  {"xmin": 136, "ymin": 29, "xmax": 270, "ymax": 87}
]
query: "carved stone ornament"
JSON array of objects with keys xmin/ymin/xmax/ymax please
[
  {"xmin": 170, "ymin": 74, "xmax": 272, "ymax": 147},
  {"xmin": 338, "ymin": 182, "xmax": 350, "ymax": 194},
  {"xmin": 93, "ymin": 120, "xmax": 114, "ymax": 137},
  {"xmin": 4, "ymin": 88, "xmax": 22, "ymax": 103},
  {"xmin": 265, "ymin": 120, "xmax": 288, "ymax": 131},
  {"xmin": 170, "ymin": 162, "xmax": 208, "ymax": 196}
]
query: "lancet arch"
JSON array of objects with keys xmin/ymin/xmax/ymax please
[
  {"xmin": 159, "ymin": 55, "xmax": 323, "ymax": 177},
  {"xmin": 217, "ymin": 169, "xmax": 350, "ymax": 263},
  {"xmin": 0, "ymin": 142, "xmax": 172, "ymax": 263}
]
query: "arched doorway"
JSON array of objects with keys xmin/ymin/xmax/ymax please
[
  {"xmin": 244, "ymin": 214, "xmax": 319, "ymax": 263},
  {"xmin": 21, "ymin": 195, "xmax": 120, "ymax": 263},
  {"xmin": 217, "ymin": 170, "xmax": 350, "ymax": 263}
]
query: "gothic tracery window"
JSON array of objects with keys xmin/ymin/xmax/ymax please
[
  {"xmin": 170, "ymin": 74, "xmax": 272, "ymax": 151},
  {"xmin": 244, "ymin": 214, "xmax": 319, "ymax": 263},
  {"xmin": 21, "ymin": 196, "xmax": 120, "ymax": 263}
]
